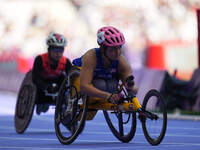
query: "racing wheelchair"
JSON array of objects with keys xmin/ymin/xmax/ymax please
[
  {"xmin": 14, "ymin": 70, "xmax": 59, "ymax": 134},
  {"xmin": 54, "ymin": 67, "xmax": 167, "ymax": 145}
]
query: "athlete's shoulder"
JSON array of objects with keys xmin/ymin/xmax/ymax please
[
  {"xmin": 34, "ymin": 55, "xmax": 42, "ymax": 62},
  {"xmin": 66, "ymin": 57, "xmax": 71, "ymax": 62},
  {"xmin": 82, "ymin": 48, "xmax": 97, "ymax": 67},
  {"xmin": 83, "ymin": 48, "xmax": 96, "ymax": 59},
  {"xmin": 118, "ymin": 54, "xmax": 132, "ymax": 71},
  {"xmin": 119, "ymin": 54, "xmax": 128, "ymax": 63}
]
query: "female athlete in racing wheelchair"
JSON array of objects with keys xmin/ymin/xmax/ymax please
[
  {"xmin": 14, "ymin": 33, "xmax": 72, "ymax": 134},
  {"xmin": 54, "ymin": 26, "xmax": 167, "ymax": 146},
  {"xmin": 54, "ymin": 66, "xmax": 167, "ymax": 145}
]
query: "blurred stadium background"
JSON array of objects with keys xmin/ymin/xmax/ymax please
[{"xmin": 0, "ymin": 0, "xmax": 200, "ymax": 111}]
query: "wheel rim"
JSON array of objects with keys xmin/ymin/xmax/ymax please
[
  {"xmin": 103, "ymin": 85, "xmax": 137, "ymax": 143},
  {"xmin": 15, "ymin": 84, "xmax": 35, "ymax": 133},
  {"xmin": 141, "ymin": 90, "xmax": 167, "ymax": 145},
  {"xmin": 103, "ymin": 110, "xmax": 136, "ymax": 143},
  {"xmin": 55, "ymin": 68, "xmax": 88, "ymax": 145},
  {"xmin": 17, "ymin": 86, "xmax": 31, "ymax": 118},
  {"xmin": 55, "ymin": 86, "xmax": 87, "ymax": 144}
]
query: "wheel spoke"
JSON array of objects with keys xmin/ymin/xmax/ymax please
[
  {"xmin": 118, "ymin": 113, "xmax": 124, "ymax": 136},
  {"xmin": 103, "ymin": 109, "xmax": 137, "ymax": 143}
]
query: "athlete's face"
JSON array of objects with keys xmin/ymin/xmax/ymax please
[
  {"xmin": 51, "ymin": 51, "xmax": 63, "ymax": 61},
  {"xmin": 49, "ymin": 50, "xmax": 64, "ymax": 62},
  {"xmin": 49, "ymin": 46, "xmax": 64, "ymax": 62},
  {"xmin": 106, "ymin": 46, "xmax": 122, "ymax": 61}
]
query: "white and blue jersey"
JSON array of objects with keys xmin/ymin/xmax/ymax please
[{"xmin": 72, "ymin": 48, "xmax": 119, "ymax": 80}]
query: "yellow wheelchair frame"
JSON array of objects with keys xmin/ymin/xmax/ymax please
[
  {"xmin": 73, "ymin": 71, "xmax": 141, "ymax": 120},
  {"xmin": 54, "ymin": 67, "xmax": 167, "ymax": 146}
]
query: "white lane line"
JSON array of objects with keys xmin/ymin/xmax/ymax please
[
  {"xmin": 161, "ymin": 142, "xmax": 200, "ymax": 146},
  {"xmin": 0, "ymin": 136, "xmax": 56, "ymax": 141},
  {"xmin": 2, "ymin": 117, "xmax": 200, "ymax": 131},
  {"xmin": 0, "ymin": 126, "xmax": 13, "ymax": 130},
  {"xmin": 0, "ymin": 147, "xmax": 88, "ymax": 150},
  {"xmin": 166, "ymin": 126, "xmax": 200, "ymax": 130},
  {"xmin": 1, "ymin": 136, "xmax": 200, "ymax": 146},
  {"xmin": 0, "ymin": 141, "xmax": 200, "ymax": 150},
  {"xmin": 0, "ymin": 126, "xmax": 51, "ymax": 132},
  {"xmin": 14, "ymin": 117, "xmax": 200, "ymax": 131},
  {"xmin": 1, "ymin": 114, "xmax": 200, "ymax": 130},
  {"xmin": 165, "ymin": 134, "xmax": 200, "ymax": 138},
  {"xmin": 0, "ymin": 124, "xmax": 200, "ymax": 138},
  {"xmin": 1, "ymin": 127, "xmax": 200, "ymax": 138}
]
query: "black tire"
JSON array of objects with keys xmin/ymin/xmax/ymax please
[
  {"xmin": 103, "ymin": 110, "xmax": 137, "ymax": 143},
  {"xmin": 103, "ymin": 86, "xmax": 137, "ymax": 143},
  {"xmin": 14, "ymin": 71, "xmax": 36, "ymax": 134},
  {"xmin": 141, "ymin": 89, "xmax": 167, "ymax": 145},
  {"xmin": 55, "ymin": 68, "xmax": 88, "ymax": 145}
]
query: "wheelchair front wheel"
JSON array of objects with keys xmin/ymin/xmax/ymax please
[{"xmin": 140, "ymin": 89, "xmax": 167, "ymax": 145}]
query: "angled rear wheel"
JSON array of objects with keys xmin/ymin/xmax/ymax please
[
  {"xmin": 55, "ymin": 68, "xmax": 88, "ymax": 145},
  {"xmin": 103, "ymin": 87, "xmax": 137, "ymax": 143},
  {"xmin": 104, "ymin": 110, "xmax": 137, "ymax": 143},
  {"xmin": 14, "ymin": 71, "xmax": 36, "ymax": 134}
]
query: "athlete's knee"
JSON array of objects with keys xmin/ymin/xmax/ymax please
[
  {"xmin": 92, "ymin": 78, "xmax": 119, "ymax": 93},
  {"xmin": 106, "ymin": 79, "xmax": 118, "ymax": 93},
  {"xmin": 92, "ymin": 78, "xmax": 107, "ymax": 91}
]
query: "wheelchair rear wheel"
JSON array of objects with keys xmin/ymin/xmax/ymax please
[
  {"xmin": 103, "ymin": 110, "xmax": 137, "ymax": 143},
  {"xmin": 55, "ymin": 68, "xmax": 88, "ymax": 145},
  {"xmin": 14, "ymin": 71, "xmax": 36, "ymax": 134},
  {"xmin": 103, "ymin": 86, "xmax": 137, "ymax": 143},
  {"xmin": 140, "ymin": 89, "xmax": 167, "ymax": 145}
]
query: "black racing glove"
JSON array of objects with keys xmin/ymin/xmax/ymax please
[{"xmin": 125, "ymin": 75, "xmax": 134, "ymax": 87}]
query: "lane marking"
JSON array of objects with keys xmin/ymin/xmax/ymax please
[
  {"xmin": 1, "ymin": 127, "xmax": 200, "ymax": 138},
  {"xmin": 0, "ymin": 141, "xmax": 200, "ymax": 150},
  {"xmin": 0, "ymin": 146, "xmax": 86, "ymax": 150},
  {"xmin": 0, "ymin": 125, "xmax": 200, "ymax": 138},
  {"xmin": 1, "ymin": 136, "xmax": 200, "ymax": 146}
]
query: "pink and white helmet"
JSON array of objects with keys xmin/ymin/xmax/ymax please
[{"xmin": 97, "ymin": 26, "xmax": 125, "ymax": 47}]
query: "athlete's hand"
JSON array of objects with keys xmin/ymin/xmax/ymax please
[
  {"xmin": 132, "ymin": 85, "xmax": 138, "ymax": 95},
  {"xmin": 125, "ymin": 75, "xmax": 138, "ymax": 95},
  {"xmin": 106, "ymin": 93, "xmax": 121, "ymax": 104},
  {"xmin": 125, "ymin": 83, "xmax": 138, "ymax": 95}
]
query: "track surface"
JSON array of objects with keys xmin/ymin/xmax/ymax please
[{"xmin": 0, "ymin": 92, "xmax": 200, "ymax": 150}]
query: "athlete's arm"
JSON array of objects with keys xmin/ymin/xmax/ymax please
[
  {"xmin": 80, "ymin": 49, "xmax": 110, "ymax": 99},
  {"xmin": 118, "ymin": 55, "xmax": 133, "ymax": 82},
  {"xmin": 65, "ymin": 58, "xmax": 72, "ymax": 74},
  {"xmin": 118, "ymin": 55, "xmax": 138, "ymax": 92}
]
